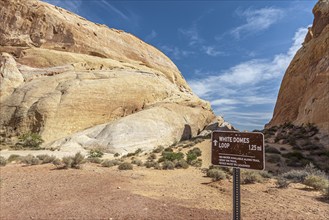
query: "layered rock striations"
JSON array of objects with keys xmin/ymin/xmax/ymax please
[
  {"xmin": 268, "ymin": 0, "xmax": 329, "ymax": 133},
  {"xmin": 0, "ymin": 0, "xmax": 217, "ymax": 153}
]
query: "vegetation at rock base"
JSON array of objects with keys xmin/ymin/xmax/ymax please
[
  {"xmin": 101, "ymin": 159, "xmax": 121, "ymax": 167},
  {"xmin": 61, "ymin": 152, "xmax": 85, "ymax": 169},
  {"xmin": 0, "ymin": 156, "xmax": 7, "ymax": 166},
  {"xmin": 15, "ymin": 132, "xmax": 44, "ymax": 149}
]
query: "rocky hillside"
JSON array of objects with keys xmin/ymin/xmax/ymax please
[
  {"xmin": 0, "ymin": 0, "xmax": 221, "ymax": 154},
  {"xmin": 267, "ymin": 0, "xmax": 329, "ymax": 134}
]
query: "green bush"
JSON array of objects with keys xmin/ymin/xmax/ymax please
[
  {"xmin": 207, "ymin": 169, "xmax": 226, "ymax": 181},
  {"xmin": 241, "ymin": 171, "xmax": 263, "ymax": 184},
  {"xmin": 114, "ymin": 153, "xmax": 120, "ymax": 157},
  {"xmin": 7, "ymin": 154, "xmax": 21, "ymax": 162},
  {"xmin": 189, "ymin": 148, "xmax": 202, "ymax": 156},
  {"xmin": 161, "ymin": 151, "xmax": 184, "ymax": 162},
  {"xmin": 101, "ymin": 159, "xmax": 121, "ymax": 167},
  {"xmin": 175, "ymin": 159, "xmax": 189, "ymax": 169},
  {"xmin": 162, "ymin": 161, "xmax": 175, "ymax": 170},
  {"xmin": 17, "ymin": 132, "xmax": 44, "ymax": 149},
  {"xmin": 37, "ymin": 154, "xmax": 56, "ymax": 164},
  {"xmin": 186, "ymin": 152, "xmax": 197, "ymax": 164},
  {"xmin": 88, "ymin": 149, "xmax": 104, "ymax": 158},
  {"xmin": 303, "ymin": 175, "xmax": 329, "ymax": 190},
  {"xmin": 153, "ymin": 146, "xmax": 164, "ymax": 153},
  {"xmin": 0, "ymin": 156, "xmax": 7, "ymax": 166},
  {"xmin": 118, "ymin": 162, "xmax": 133, "ymax": 170}
]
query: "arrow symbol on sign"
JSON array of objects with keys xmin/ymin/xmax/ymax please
[{"xmin": 213, "ymin": 140, "xmax": 218, "ymax": 146}]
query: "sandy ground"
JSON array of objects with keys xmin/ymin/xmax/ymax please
[{"xmin": 1, "ymin": 163, "xmax": 328, "ymax": 220}]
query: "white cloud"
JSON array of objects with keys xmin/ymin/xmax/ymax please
[
  {"xmin": 201, "ymin": 46, "xmax": 224, "ymax": 57},
  {"xmin": 189, "ymin": 27, "xmax": 308, "ymax": 130},
  {"xmin": 145, "ymin": 30, "xmax": 158, "ymax": 41},
  {"xmin": 231, "ymin": 7, "xmax": 284, "ymax": 39},
  {"xmin": 160, "ymin": 45, "xmax": 195, "ymax": 60},
  {"xmin": 179, "ymin": 25, "xmax": 203, "ymax": 46}
]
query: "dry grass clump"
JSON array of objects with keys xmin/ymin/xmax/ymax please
[
  {"xmin": 174, "ymin": 159, "xmax": 189, "ymax": 169},
  {"xmin": 241, "ymin": 170, "xmax": 264, "ymax": 184},
  {"xmin": 131, "ymin": 159, "xmax": 143, "ymax": 166},
  {"xmin": 7, "ymin": 154, "xmax": 20, "ymax": 162},
  {"xmin": 37, "ymin": 154, "xmax": 56, "ymax": 164},
  {"xmin": 207, "ymin": 169, "xmax": 226, "ymax": 181},
  {"xmin": 61, "ymin": 152, "xmax": 85, "ymax": 169},
  {"xmin": 303, "ymin": 175, "xmax": 329, "ymax": 191},
  {"xmin": 87, "ymin": 157, "xmax": 103, "ymax": 164},
  {"xmin": 118, "ymin": 162, "xmax": 133, "ymax": 170},
  {"xmin": 101, "ymin": 159, "xmax": 121, "ymax": 167},
  {"xmin": 20, "ymin": 155, "xmax": 41, "ymax": 165}
]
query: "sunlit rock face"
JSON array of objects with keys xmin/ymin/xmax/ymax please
[
  {"xmin": 268, "ymin": 0, "xmax": 329, "ymax": 134},
  {"xmin": 0, "ymin": 0, "xmax": 220, "ymax": 153}
]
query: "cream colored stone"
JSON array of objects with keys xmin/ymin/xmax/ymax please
[{"xmin": 268, "ymin": 0, "xmax": 329, "ymax": 134}]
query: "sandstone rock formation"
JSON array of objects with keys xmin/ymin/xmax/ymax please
[
  {"xmin": 267, "ymin": 0, "xmax": 329, "ymax": 133},
  {"xmin": 0, "ymin": 0, "xmax": 219, "ymax": 153}
]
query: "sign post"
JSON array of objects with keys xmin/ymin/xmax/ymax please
[{"xmin": 211, "ymin": 131, "xmax": 265, "ymax": 220}]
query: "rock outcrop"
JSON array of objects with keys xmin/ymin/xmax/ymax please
[
  {"xmin": 0, "ymin": 0, "xmax": 218, "ymax": 153},
  {"xmin": 267, "ymin": 0, "xmax": 329, "ymax": 133}
]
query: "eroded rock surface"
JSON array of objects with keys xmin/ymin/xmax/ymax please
[
  {"xmin": 268, "ymin": 0, "xmax": 329, "ymax": 133},
  {"xmin": 0, "ymin": 0, "xmax": 219, "ymax": 153}
]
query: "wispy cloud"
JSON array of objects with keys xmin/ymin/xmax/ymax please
[
  {"xmin": 100, "ymin": 0, "xmax": 129, "ymax": 21},
  {"xmin": 44, "ymin": 0, "xmax": 82, "ymax": 13},
  {"xmin": 179, "ymin": 25, "xmax": 203, "ymax": 46},
  {"xmin": 189, "ymin": 27, "xmax": 308, "ymax": 130},
  {"xmin": 231, "ymin": 7, "xmax": 284, "ymax": 39},
  {"xmin": 201, "ymin": 46, "xmax": 225, "ymax": 57},
  {"xmin": 145, "ymin": 30, "xmax": 158, "ymax": 42},
  {"xmin": 160, "ymin": 45, "xmax": 195, "ymax": 60}
]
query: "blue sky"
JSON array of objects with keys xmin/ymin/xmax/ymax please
[{"xmin": 44, "ymin": 0, "xmax": 316, "ymax": 131}]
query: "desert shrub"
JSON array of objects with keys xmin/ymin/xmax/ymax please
[
  {"xmin": 186, "ymin": 151, "xmax": 197, "ymax": 164},
  {"xmin": 190, "ymin": 158, "xmax": 202, "ymax": 167},
  {"xmin": 114, "ymin": 153, "xmax": 120, "ymax": 157},
  {"xmin": 266, "ymin": 154, "xmax": 281, "ymax": 163},
  {"xmin": 241, "ymin": 171, "xmax": 263, "ymax": 184},
  {"xmin": 131, "ymin": 159, "xmax": 143, "ymax": 166},
  {"xmin": 189, "ymin": 148, "xmax": 202, "ymax": 157},
  {"xmin": 162, "ymin": 161, "xmax": 175, "ymax": 170},
  {"xmin": 7, "ymin": 154, "xmax": 21, "ymax": 162},
  {"xmin": 16, "ymin": 132, "xmax": 44, "ymax": 149},
  {"xmin": 153, "ymin": 146, "xmax": 164, "ymax": 153},
  {"xmin": 265, "ymin": 146, "xmax": 281, "ymax": 154},
  {"xmin": 88, "ymin": 148, "xmax": 104, "ymax": 158},
  {"xmin": 259, "ymin": 170, "xmax": 273, "ymax": 179},
  {"xmin": 174, "ymin": 159, "xmax": 189, "ymax": 169},
  {"xmin": 323, "ymin": 187, "xmax": 329, "ymax": 199},
  {"xmin": 134, "ymin": 148, "xmax": 142, "ymax": 155},
  {"xmin": 154, "ymin": 162, "xmax": 162, "ymax": 170},
  {"xmin": 144, "ymin": 160, "xmax": 157, "ymax": 168},
  {"xmin": 164, "ymin": 147, "xmax": 173, "ymax": 152},
  {"xmin": 276, "ymin": 177, "xmax": 290, "ymax": 188},
  {"xmin": 62, "ymin": 156, "xmax": 73, "ymax": 169},
  {"xmin": 52, "ymin": 158, "xmax": 62, "ymax": 167},
  {"xmin": 37, "ymin": 154, "xmax": 56, "ymax": 164},
  {"xmin": 62, "ymin": 152, "xmax": 85, "ymax": 169},
  {"xmin": 282, "ymin": 170, "xmax": 309, "ymax": 183},
  {"xmin": 0, "ymin": 156, "xmax": 7, "ymax": 166},
  {"xmin": 280, "ymin": 147, "xmax": 287, "ymax": 151},
  {"xmin": 303, "ymin": 175, "xmax": 329, "ymax": 190},
  {"xmin": 87, "ymin": 157, "xmax": 102, "ymax": 164},
  {"xmin": 207, "ymin": 169, "xmax": 226, "ymax": 181},
  {"xmin": 161, "ymin": 151, "xmax": 184, "ymax": 162},
  {"xmin": 148, "ymin": 153, "xmax": 157, "ymax": 160},
  {"xmin": 118, "ymin": 162, "xmax": 133, "ymax": 170},
  {"xmin": 20, "ymin": 155, "xmax": 41, "ymax": 165},
  {"xmin": 101, "ymin": 159, "xmax": 121, "ymax": 167}
]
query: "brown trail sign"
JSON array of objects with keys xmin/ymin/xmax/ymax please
[{"xmin": 211, "ymin": 131, "xmax": 265, "ymax": 170}]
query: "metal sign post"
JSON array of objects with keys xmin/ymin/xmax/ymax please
[
  {"xmin": 233, "ymin": 168, "xmax": 241, "ymax": 220},
  {"xmin": 211, "ymin": 131, "xmax": 265, "ymax": 220}
]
